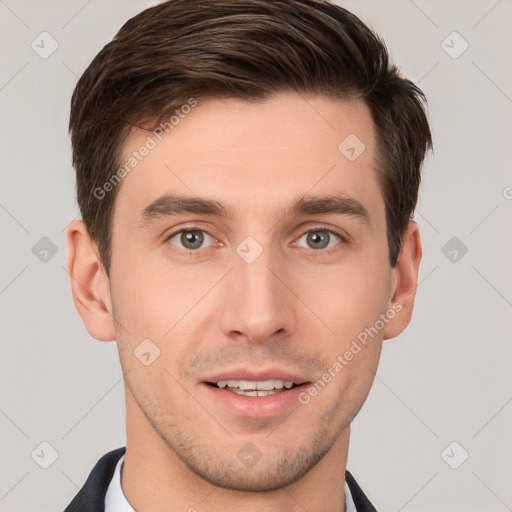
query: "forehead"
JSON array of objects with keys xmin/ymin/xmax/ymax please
[{"xmin": 113, "ymin": 92, "xmax": 382, "ymax": 227}]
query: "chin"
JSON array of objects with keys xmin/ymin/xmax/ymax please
[{"xmin": 179, "ymin": 440, "xmax": 330, "ymax": 492}]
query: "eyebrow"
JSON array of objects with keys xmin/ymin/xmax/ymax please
[{"xmin": 138, "ymin": 192, "xmax": 370, "ymax": 227}]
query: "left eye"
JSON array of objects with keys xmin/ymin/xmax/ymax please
[
  {"xmin": 167, "ymin": 229, "xmax": 215, "ymax": 250},
  {"xmin": 296, "ymin": 229, "xmax": 342, "ymax": 250}
]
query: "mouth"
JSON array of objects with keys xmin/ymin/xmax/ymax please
[
  {"xmin": 199, "ymin": 370, "xmax": 311, "ymax": 417},
  {"xmin": 199, "ymin": 367, "xmax": 312, "ymax": 418},
  {"xmin": 204, "ymin": 379, "xmax": 302, "ymax": 397}
]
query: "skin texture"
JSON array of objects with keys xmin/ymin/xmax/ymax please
[{"xmin": 66, "ymin": 92, "xmax": 422, "ymax": 512}]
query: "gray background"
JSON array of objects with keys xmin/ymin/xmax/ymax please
[{"xmin": 1, "ymin": 1, "xmax": 511, "ymax": 511}]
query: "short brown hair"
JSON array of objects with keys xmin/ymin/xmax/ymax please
[{"xmin": 69, "ymin": 0, "xmax": 432, "ymax": 275}]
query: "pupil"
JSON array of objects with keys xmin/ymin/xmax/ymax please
[
  {"xmin": 182, "ymin": 230, "xmax": 203, "ymax": 249},
  {"xmin": 308, "ymin": 231, "xmax": 329, "ymax": 249}
]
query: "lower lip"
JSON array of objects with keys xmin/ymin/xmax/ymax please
[{"xmin": 200, "ymin": 383, "xmax": 310, "ymax": 418}]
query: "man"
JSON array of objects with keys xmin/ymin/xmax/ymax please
[{"xmin": 64, "ymin": 0, "xmax": 432, "ymax": 510}]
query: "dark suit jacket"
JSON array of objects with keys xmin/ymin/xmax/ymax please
[{"xmin": 64, "ymin": 447, "xmax": 377, "ymax": 511}]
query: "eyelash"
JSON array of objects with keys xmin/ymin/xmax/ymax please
[{"xmin": 164, "ymin": 225, "xmax": 348, "ymax": 256}]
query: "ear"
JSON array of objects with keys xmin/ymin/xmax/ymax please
[
  {"xmin": 383, "ymin": 221, "xmax": 422, "ymax": 340},
  {"xmin": 66, "ymin": 220, "xmax": 116, "ymax": 341}
]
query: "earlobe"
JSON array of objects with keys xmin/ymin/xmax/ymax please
[
  {"xmin": 66, "ymin": 220, "xmax": 116, "ymax": 341},
  {"xmin": 383, "ymin": 221, "xmax": 422, "ymax": 340}
]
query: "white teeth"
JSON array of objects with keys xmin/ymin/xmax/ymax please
[
  {"xmin": 257, "ymin": 379, "xmax": 283, "ymax": 390},
  {"xmin": 231, "ymin": 389, "xmax": 281, "ymax": 396},
  {"xmin": 233, "ymin": 389, "xmax": 258, "ymax": 396},
  {"xmin": 255, "ymin": 390, "xmax": 279, "ymax": 396},
  {"xmin": 215, "ymin": 379, "xmax": 296, "ymax": 391},
  {"xmin": 239, "ymin": 380, "xmax": 257, "ymax": 390}
]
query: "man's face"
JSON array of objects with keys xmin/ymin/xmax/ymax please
[{"xmin": 109, "ymin": 92, "xmax": 396, "ymax": 491}]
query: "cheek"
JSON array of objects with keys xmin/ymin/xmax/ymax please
[
  {"xmin": 316, "ymin": 259, "xmax": 389, "ymax": 400},
  {"xmin": 299, "ymin": 257, "xmax": 391, "ymax": 344},
  {"xmin": 111, "ymin": 257, "xmax": 190, "ymax": 336},
  {"xmin": 110, "ymin": 259, "xmax": 222, "ymax": 382}
]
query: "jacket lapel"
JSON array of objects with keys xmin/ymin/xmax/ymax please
[
  {"xmin": 346, "ymin": 470, "xmax": 378, "ymax": 512},
  {"xmin": 64, "ymin": 447, "xmax": 126, "ymax": 512}
]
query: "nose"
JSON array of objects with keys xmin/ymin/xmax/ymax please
[{"xmin": 219, "ymin": 240, "xmax": 297, "ymax": 345}]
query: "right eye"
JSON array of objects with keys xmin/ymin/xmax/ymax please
[{"xmin": 166, "ymin": 228, "xmax": 215, "ymax": 252}]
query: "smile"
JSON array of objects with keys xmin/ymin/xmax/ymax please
[{"xmin": 210, "ymin": 379, "xmax": 297, "ymax": 396}]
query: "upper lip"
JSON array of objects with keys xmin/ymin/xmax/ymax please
[{"xmin": 202, "ymin": 367, "xmax": 310, "ymax": 385}]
